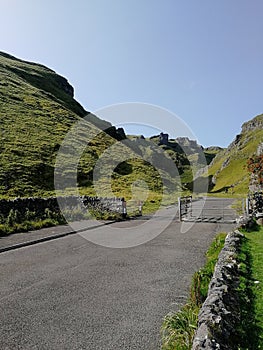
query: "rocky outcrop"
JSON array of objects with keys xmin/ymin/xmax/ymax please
[
  {"xmin": 104, "ymin": 126, "xmax": 126, "ymax": 140},
  {"xmin": 227, "ymin": 134, "xmax": 242, "ymax": 150},
  {"xmin": 176, "ymin": 137, "xmax": 202, "ymax": 152},
  {"xmin": 159, "ymin": 132, "xmax": 169, "ymax": 145},
  {"xmin": 192, "ymin": 231, "xmax": 244, "ymax": 350},
  {"xmin": 207, "ymin": 115, "xmax": 263, "ymax": 191},
  {"xmin": 219, "ymin": 115, "xmax": 263, "ymax": 156},
  {"xmin": 241, "ymin": 114, "xmax": 263, "ymax": 133},
  {"xmin": 54, "ymin": 75, "xmax": 74, "ymax": 97},
  {"xmin": 221, "ymin": 157, "xmax": 230, "ymax": 170},
  {"xmin": 205, "ymin": 146, "xmax": 223, "ymax": 152},
  {"xmin": 257, "ymin": 142, "xmax": 263, "ymax": 156}
]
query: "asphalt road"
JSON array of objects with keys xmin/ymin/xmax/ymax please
[{"xmin": 0, "ymin": 199, "xmax": 236, "ymax": 350}]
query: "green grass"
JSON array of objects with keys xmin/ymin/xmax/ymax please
[
  {"xmin": 231, "ymin": 198, "xmax": 246, "ymax": 215},
  {"xmin": 1, "ymin": 51, "xmax": 262, "ymax": 235},
  {"xmin": 207, "ymin": 118, "xmax": 263, "ymax": 196},
  {"xmin": 0, "ymin": 218, "xmax": 64, "ymax": 236},
  {"xmin": 250, "ymin": 227, "xmax": 263, "ymax": 340},
  {"xmin": 0, "ymin": 51, "xmax": 100, "ymax": 196},
  {"xmin": 161, "ymin": 228, "xmax": 263, "ymax": 350},
  {"xmin": 0, "ymin": 51, "xmax": 190, "ymax": 204},
  {"xmin": 238, "ymin": 224, "xmax": 263, "ymax": 349},
  {"xmin": 161, "ymin": 232, "xmax": 227, "ymax": 350}
]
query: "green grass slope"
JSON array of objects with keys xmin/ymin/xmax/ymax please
[
  {"xmin": 0, "ymin": 51, "xmax": 228, "ymax": 205},
  {"xmin": 0, "ymin": 52, "xmax": 118, "ymax": 197},
  {"xmin": 0, "ymin": 52, "xmax": 180, "ymax": 203},
  {"xmin": 208, "ymin": 114, "xmax": 263, "ymax": 196}
]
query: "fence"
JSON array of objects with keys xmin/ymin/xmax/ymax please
[
  {"xmin": 178, "ymin": 196, "xmax": 192, "ymax": 221},
  {"xmin": 178, "ymin": 197, "xmax": 237, "ymax": 224}
]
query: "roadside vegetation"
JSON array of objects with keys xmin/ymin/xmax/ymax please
[
  {"xmin": 238, "ymin": 223, "xmax": 263, "ymax": 348},
  {"xmin": 160, "ymin": 223, "xmax": 263, "ymax": 350},
  {"xmin": 0, "ymin": 217, "xmax": 65, "ymax": 236},
  {"xmin": 161, "ymin": 232, "xmax": 227, "ymax": 350},
  {"xmin": 0, "ymin": 208, "xmax": 66, "ymax": 236}
]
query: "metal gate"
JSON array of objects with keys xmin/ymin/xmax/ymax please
[{"xmin": 178, "ymin": 196, "xmax": 237, "ymax": 224}]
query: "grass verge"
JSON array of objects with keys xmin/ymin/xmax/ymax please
[
  {"xmin": 0, "ymin": 206, "xmax": 122, "ymax": 236},
  {"xmin": 0, "ymin": 218, "xmax": 65, "ymax": 236},
  {"xmin": 161, "ymin": 232, "xmax": 227, "ymax": 350},
  {"xmin": 238, "ymin": 224, "xmax": 263, "ymax": 349}
]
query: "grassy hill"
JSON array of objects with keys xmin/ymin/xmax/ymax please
[
  {"xmin": 3, "ymin": 50, "xmax": 252, "ymax": 207},
  {"xmin": 207, "ymin": 114, "xmax": 263, "ymax": 196},
  {"xmin": 0, "ymin": 52, "xmax": 186, "ymax": 205},
  {"xmin": 0, "ymin": 51, "xmax": 118, "ymax": 197}
]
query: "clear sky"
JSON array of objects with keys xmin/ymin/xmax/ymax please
[{"xmin": 1, "ymin": 0, "xmax": 263, "ymax": 147}]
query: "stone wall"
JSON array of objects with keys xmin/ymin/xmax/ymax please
[
  {"xmin": 0, "ymin": 196, "xmax": 123, "ymax": 223},
  {"xmin": 192, "ymin": 230, "xmax": 244, "ymax": 350}
]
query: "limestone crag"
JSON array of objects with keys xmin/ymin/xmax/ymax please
[
  {"xmin": 257, "ymin": 142, "xmax": 263, "ymax": 156},
  {"xmin": 241, "ymin": 115, "xmax": 263, "ymax": 133},
  {"xmin": 55, "ymin": 75, "xmax": 74, "ymax": 97},
  {"xmin": 176, "ymin": 137, "xmax": 203, "ymax": 153}
]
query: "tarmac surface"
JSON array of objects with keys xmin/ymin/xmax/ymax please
[{"xmin": 0, "ymin": 198, "xmax": 237, "ymax": 349}]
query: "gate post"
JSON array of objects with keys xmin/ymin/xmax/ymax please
[
  {"xmin": 189, "ymin": 196, "xmax": 192, "ymax": 217},
  {"xmin": 245, "ymin": 197, "xmax": 250, "ymax": 216},
  {"xmin": 121, "ymin": 198, "xmax": 127, "ymax": 219},
  {"xmin": 178, "ymin": 197, "xmax": 182, "ymax": 222},
  {"xmin": 138, "ymin": 200, "xmax": 142, "ymax": 216}
]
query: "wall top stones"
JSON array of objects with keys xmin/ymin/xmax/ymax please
[{"xmin": 191, "ymin": 230, "xmax": 244, "ymax": 350}]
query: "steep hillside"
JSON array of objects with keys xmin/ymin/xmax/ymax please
[
  {"xmin": 0, "ymin": 51, "xmax": 223, "ymax": 203},
  {"xmin": 148, "ymin": 134, "xmax": 219, "ymax": 187},
  {"xmin": 0, "ymin": 52, "xmax": 125, "ymax": 197},
  {"xmin": 0, "ymin": 52, "xmax": 181, "ymax": 202},
  {"xmin": 208, "ymin": 114, "xmax": 263, "ymax": 195}
]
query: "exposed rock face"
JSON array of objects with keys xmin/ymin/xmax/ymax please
[
  {"xmin": 221, "ymin": 157, "xmax": 230, "ymax": 170},
  {"xmin": 257, "ymin": 142, "xmax": 263, "ymax": 156},
  {"xmin": 116, "ymin": 127, "xmax": 126, "ymax": 140},
  {"xmin": 220, "ymin": 115, "xmax": 262, "ymax": 156},
  {"xmin": 207, "ymin": 114, "xmax": 263, "ymax": 191},
  {"xmin": 105, "ymin": 126, "xmax": 126, "ymax": 140},
  {"xmin": 227, "ymin": 134, "xmax": 242, "ymax": 151},
  {"xmin": 159, "ymin": 132, "xmax": 169, "ymax": 145},
  {"xmin": 175, "ymin": 137, "xmax": 204, "ymax": 158},
  {"xmin": 242, "ymin": 115, "xmax": 263, "ymax": 133},
  {"xmin": 55, "ymin": 75, "xmax": 74, "ymax": 97},
  {"xmin": 194, "ymin": 166, "xmax": 209, "ymax": 179},
  {"xmin": 192, "ymin": 231, "xmax": 244, "ymax": 350},
  {"xmin": 176, "ymin": 137, "xmax": 201, "ymax": 150},
  {"xmin": 205, "ymin": 146, "xmax": 223, "ymax": 152}
]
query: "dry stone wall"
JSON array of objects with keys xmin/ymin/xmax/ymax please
[
  {"xmin": 0, "ymin": 196, "xmax": 123, "ymax": 223},
  {"xmin": 192, "ymin": 230, "xmax": 244, "ymax": 350}
]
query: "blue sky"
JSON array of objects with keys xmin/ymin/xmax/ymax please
[{"xmin": 1, "ymin": 0, "xmax": 263, "ymax": 147}]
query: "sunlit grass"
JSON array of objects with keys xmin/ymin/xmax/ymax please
[
  {"xmin": 240, "ymin": 225, "xmax": 263, "ymax": 348},
  {"xmin": 208, "ymin": 124, "xmax": 263, "ymax": 196},
  {"xmin": 161, "ymin": 233, "xmax": 227, "ymax": 350}
]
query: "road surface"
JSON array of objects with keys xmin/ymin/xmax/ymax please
[{"xmin": 0, "ymin": 199, "xmax": 236, "ymax": 349}]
